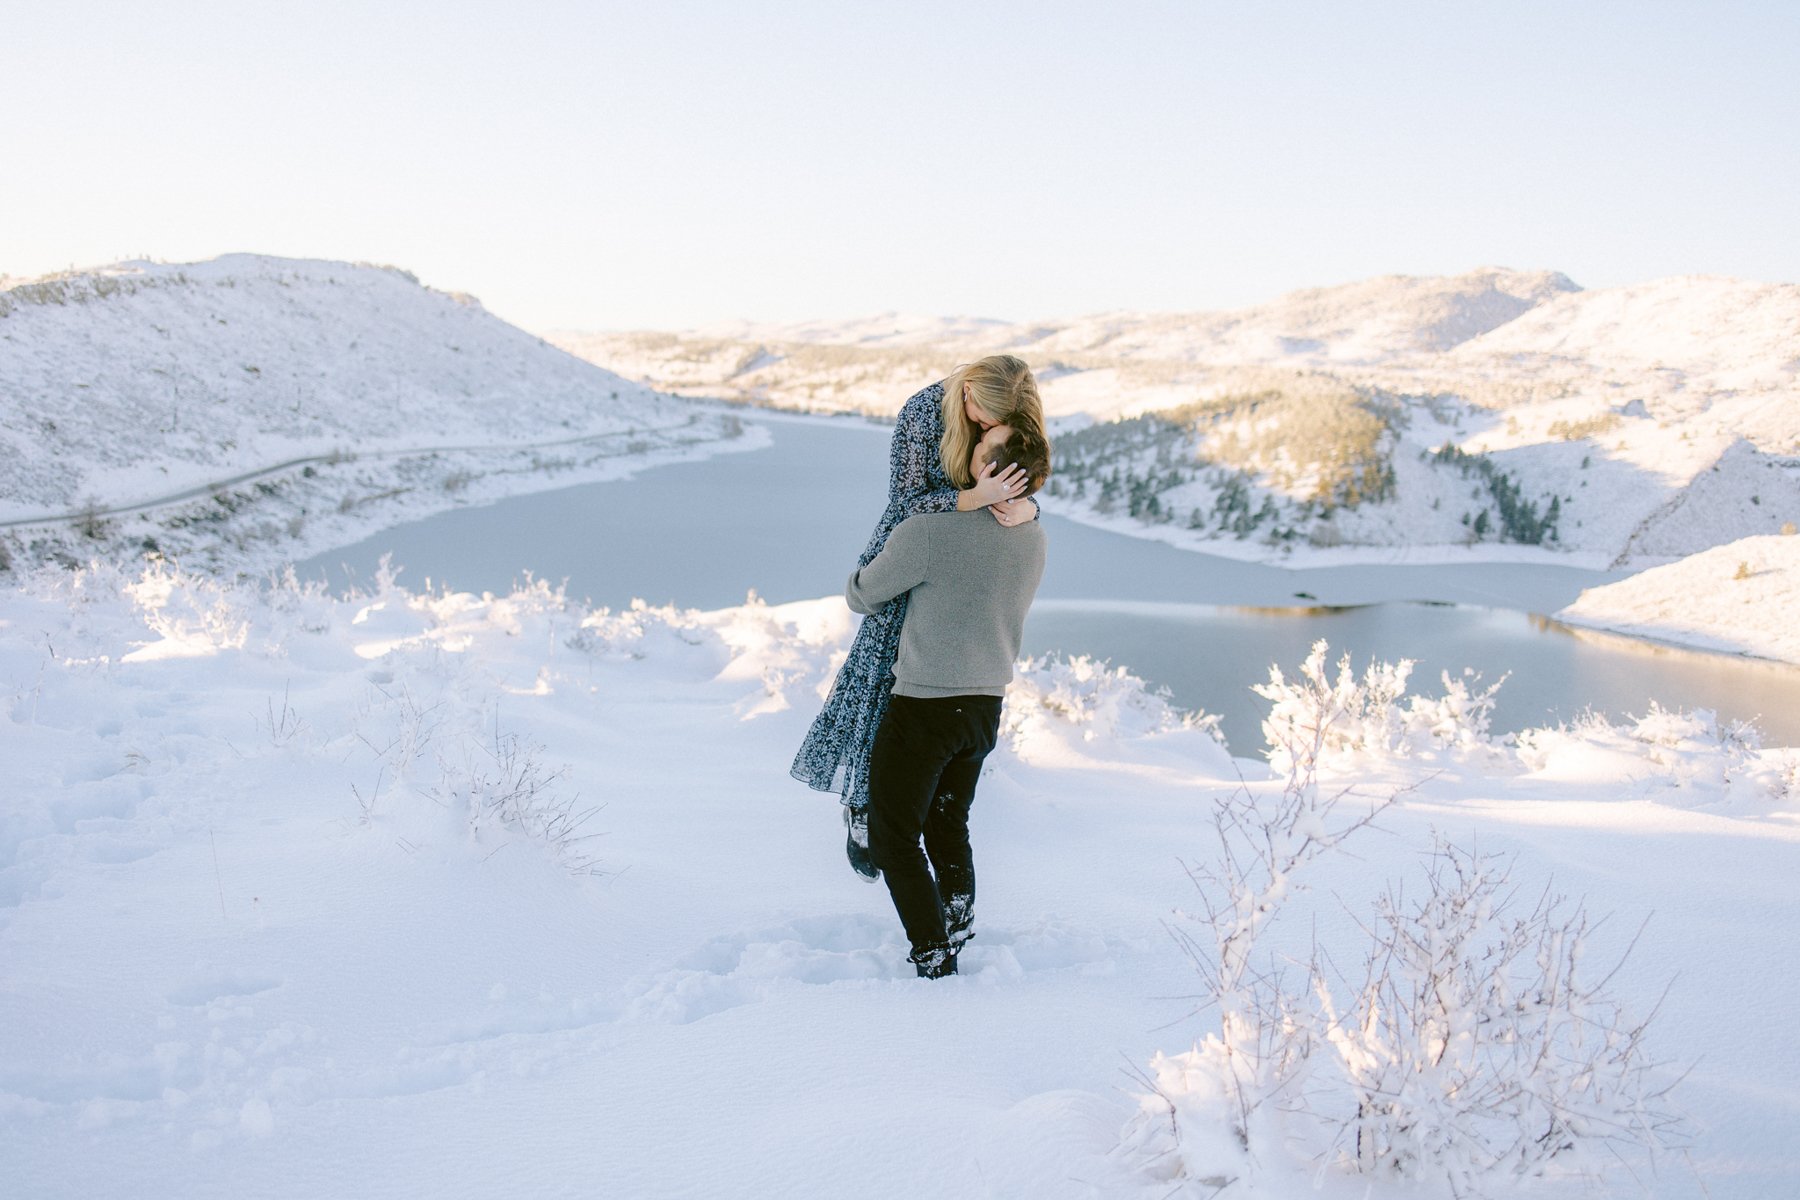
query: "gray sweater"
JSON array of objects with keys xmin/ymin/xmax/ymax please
[{"xmin": 845, "ymin": 510, "xmax": 1047, "ymax": 698}]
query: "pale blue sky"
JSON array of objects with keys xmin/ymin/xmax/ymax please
[{"xmin": 4, "ymin": 1, "xmax": 1796, "ymax": 331}]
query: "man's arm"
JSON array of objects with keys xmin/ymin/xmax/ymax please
[{"xmin": 845, "ymin": 518, "xmax": 930, "ymax": 614}]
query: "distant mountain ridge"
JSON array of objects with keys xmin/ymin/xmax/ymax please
[
  {"xmin": 983, "ymin": 267, "xmax": 1583, "ymax": 363},
  {"xmin": 568, "ymin": 268, "xmax": 1586, "ymax": 379},
  {"xmin": 550, "ymin": 267, "xmax": 1800, "ymax": 566}
]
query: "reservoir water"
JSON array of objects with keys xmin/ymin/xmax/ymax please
[{"xmin": 296, "ymin": 413, "xmax": 1800, "ymax": 752}]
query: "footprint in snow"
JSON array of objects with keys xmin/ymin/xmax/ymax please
[
  {"xmin": 966, "ymin": 918, "xmax": 1120, "ymax": 979},
  {"xmin": 82, "ymin": 836, "xmax": 162, "ymax": 865},
  {"xmin": 623, "ymin": 914, "xmax": 1121, "ymax": 1024},
  {"xmin": 166, "ymin": 976, "xmax": 283, "ymax": 1007},
  {"xmin": 623, "ymin": 914, "xmax": 905, "ymax": 1024}
]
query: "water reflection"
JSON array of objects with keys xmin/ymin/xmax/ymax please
[
  {"xmin": 1024, "ymin": 600, "xmax": 1800, "ymax": 755},
  {"xmin": 1233, "ymin": 604, "xmax": 1362, "ymax": 619}
]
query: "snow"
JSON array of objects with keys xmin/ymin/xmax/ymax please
[
  {"xmin": 7, "ymin": 254, "xmax": 1800, "ymax": 1196},
  {"xmin": 1450, "ymin": 273, "xmax": 1800, "ymax": 395},
  {"xmin": 551, "ymin": 268, "xmax": 1800, "ymax": 572},
  {"xmin": 3, "ymin": 562, "xmax": 1797, "ymax": 1198},
  {"xmin": 1558, "ymin": 533, "xmax": 1800, "ymax": 664},
  {"xmin": 604, "ymin": 268, "xmax": 1581, "ymax": 367},
  {"xmin": 0, "ymin": 255, "xmax": 752, "ymax": 574}
]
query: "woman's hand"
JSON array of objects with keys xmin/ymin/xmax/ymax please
[
  {"xmin": 958, "ymin": 458, "xmax": 1027, "ymax": 511},
  {"xmin": 988, "ymin": 498, "xmax": 1035, "ymax": 527}
]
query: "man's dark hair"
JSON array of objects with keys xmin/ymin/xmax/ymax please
[{"xmin": 980, "ymin": 427, "xmax": 1052, "ymax": 497}]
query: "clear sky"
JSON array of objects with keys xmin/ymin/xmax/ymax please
[{"xmin": 4, "ymin": 1, "xmax": 1796, "ymax": 332}]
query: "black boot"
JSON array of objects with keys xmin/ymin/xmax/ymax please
[
  {"xmin": 910, "ymin": 944, "xmax": 958, "ymax": 979},
  {"xmin": 944, "ymin": 889, "xmax": 974, "ymax": 951},
  {"xmin": 844, "ymin": 806, "xmax": 879, "ymax": 882}
]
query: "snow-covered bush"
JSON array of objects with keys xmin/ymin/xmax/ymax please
[
  {"xmin": 123, "ymin": 558, "xmax": 252, "ymax": 656},
  {"xmin": 1516, "ymin": 702, "xmax": 1779, "ymax": 807},
  {"xmin": 1002, "ymin": 653, "xmax": 1223, "ymax": 747},
  {"xmin": 257, "ymin": 564, "xmax": 340, "ymax": 639},
  {"xmin": 1316, "ymin": 839, "xmax": 1682, "ymax": 1191},
  {"xmin": 348, "ymin": 678, "xmax": 448, "ymax": 798},
  {"xmin": 1254, "ymin": 639, "xmax": 1506, "ymax": 773},
  {"xmin": 568, "ymin": 597, "xmax": 719, "ymax": 664},
  {"xmin": 1125, "ymin": 648, "xmax": 1684, "ymax": 1196},
  {"xmin": 431, "ymin": 725, "xmax": 602, "ymax": 875},
  {"xmin": 1121, "ymin": 731, "xmax": 1392, "ymax": 1187},
  {"xmin": 1128, "ymin": 827, "xmax": 1685, "ymax": 1196}
]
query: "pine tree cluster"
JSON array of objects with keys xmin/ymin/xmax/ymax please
[
  {"xmin": 1431, "ymin": 443, "xmax": 1562, "ymax": 544},
  {"xmin": 1044, "ymin": 389, "xmax": 1400, "ymax": 541}
]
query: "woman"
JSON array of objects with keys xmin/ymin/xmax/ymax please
[{"xmin": 790, "ymin": 354, "xmax": 1046, "ymax": 877}]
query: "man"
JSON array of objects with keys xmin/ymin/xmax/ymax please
[{"xmin": 844, "ymin": 423, "xmax": 1051, "ymax": 979}]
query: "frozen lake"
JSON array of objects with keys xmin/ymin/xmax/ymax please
[{"xmin": 297, "ymin": 412, "xmax": 1800, "ymax": 750}]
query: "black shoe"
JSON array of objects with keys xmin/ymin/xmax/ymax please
[
  {"xmin": 844, "ymin": 807, "xmax": 879, "ymax": 882},
  {"xmin": 911, "ymin": 944, "xmax": 958, "ymax": 979},
  {"xmin": 945, "ymin": 891, "xmax": 974, "ymax": 951}
]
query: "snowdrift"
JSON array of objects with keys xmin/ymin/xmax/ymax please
[
  {"xmin": 3, "ymin": 564, "xmax": 1796, "ymax": 1197},
  {"xmin": 1559, "ymin": 531, "xmax": 1800, "ymax": 663}
]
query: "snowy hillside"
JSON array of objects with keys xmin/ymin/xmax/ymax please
[
  {"xmin": 549, "ymin": 268, "xmax": 1586, "ymax": 418},
  {"xmin": 1558, "ymin": 531, "xmax": 1800, "ymax": 663},
  {"xmin": 3, "ymin": 562, "xmax": 1795, "ymax": 1198},
  {"xmin": 1448, "ymin": 274, "xmax": 1800, "ymax": 396},
  {"xmin": 552, "ymin": 269, "xmax": 1800, "ymax": 567},
  {"xmin": 0, "ymin": 255, "xmax": 747, "ymax": 573}
]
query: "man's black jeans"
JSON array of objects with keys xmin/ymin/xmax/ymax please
[{"xmin": 866, "ymin": 693, "xmax": 1002, "ymax": 963}]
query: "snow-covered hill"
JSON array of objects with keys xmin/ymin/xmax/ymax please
[
  {"xmin": 1558, "ymin": 531, "xmax": 1800, "ymax": 663},
  {"xmin": 1449, "ymin": 273, "xmax": 1800, "ymax": 397},
  {"xmin": 551, "ymin": 269, "xmax": 1800, "ymax": 567},
  {"xmin": 0, "ymin": 255, "xmax": 747, "ymax": 573}
]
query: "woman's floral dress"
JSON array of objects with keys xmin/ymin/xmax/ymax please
[{"xmin": 789, "ymin": 381, "xmax": 963, "ymax": 812}]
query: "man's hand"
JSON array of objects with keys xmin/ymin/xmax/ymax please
[{"xmin": 988, "ymin": 497, "xmax": 1034, "ymax": 527}]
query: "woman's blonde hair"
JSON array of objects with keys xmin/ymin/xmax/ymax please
[{"xmin": 939, "ymin": 354, "xmax": 1044, "ymax": 488}]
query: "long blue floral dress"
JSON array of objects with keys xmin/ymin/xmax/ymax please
[{"xmin": 790, "ymin": 381, "xmax": 963, "ymax": 812}]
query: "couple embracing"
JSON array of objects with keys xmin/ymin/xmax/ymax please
[{"xmin": 790, "ymin": 355, "xmax": 1051, "ymax": 980}]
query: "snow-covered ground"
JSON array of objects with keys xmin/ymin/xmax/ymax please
[
  {"xmin": 6, "ymin": 254, "xmax": 1799, "ymax": 1195},
  {"xmin": 3, "ymin": 564, "xmax": 1796, "ymax": 1198},
  {"xmin": 1558, "ymin": 532, "xmax": 1800, "ymax": 664},
  {"xmin": 0, "ymin": 256, "xmax": 751, "ymax": 575}
]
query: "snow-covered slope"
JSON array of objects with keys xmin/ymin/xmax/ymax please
[
  {"xmin": 552, "ymin": 269, "xmax": 1800, "ymax": 567},
  {"xmin": 0, "ymin": 255, "xmax": 746, "ymax": 573},
  {"xmin": 1558, "ymin": 532, "xmax": 1800, "ymax": 663},
  {"xmin": 0, "ymin": 255, "xmax": 724, "ymax": 515},
  {"xmin": 1450, "ymin": 274, "xmax": 1800, "ymax": 396},
  {"xmin": 3, "ymin": 563, "xmax": 1794, "ymax": 1197}
]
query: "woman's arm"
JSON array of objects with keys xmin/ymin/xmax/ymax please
[
  {"xmin": 886, "ymin": 385, "xmax": 960, "ymax": 519},
  {"xmin": 861, "ymin": 384, "xmax": 1028, "ymax": 568}
]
